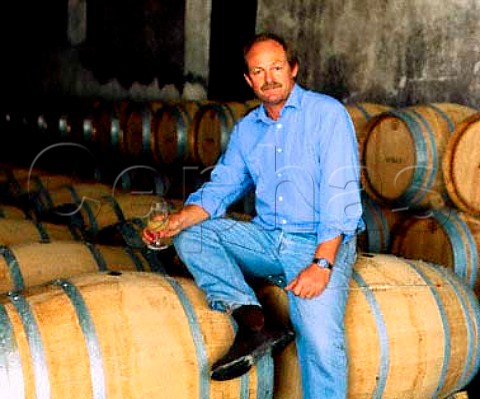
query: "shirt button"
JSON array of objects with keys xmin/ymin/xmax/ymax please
[
  {"xmin": 277, "ymin": 173, "xmax": 282, "ymax": 178},
  {"xmin": 278, "ymin": 196, "xmax": 283, "ymax": 202},
  {"xmin": 277, "ymin": 148, "xmax": 283, "ymax": 153},
  {"xmin": 276, "ymin": 123, "xmax": 282, "ymax": 129},
  {"xmin": 281, "ymin": 219, "xmax": 287, "ymax": 225}
]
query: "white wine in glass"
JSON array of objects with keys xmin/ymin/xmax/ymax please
[{"xmin": 146, "ymin": 200, "xmax": 170, "ymax": 250}]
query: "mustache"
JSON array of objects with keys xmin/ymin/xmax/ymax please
[{"xmin": 261, "ymin": 82, "xmax": 282, "ymax": 91}]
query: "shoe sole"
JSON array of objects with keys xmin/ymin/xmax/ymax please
[{"xmin": 211, "ymin": 330, "xmax": 295, "ymax": 381}]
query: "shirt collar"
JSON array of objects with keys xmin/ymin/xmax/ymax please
[{"xmin": 256, "ymin": 83, "xmax": 303, "ymax": 123}]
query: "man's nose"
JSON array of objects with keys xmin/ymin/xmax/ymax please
[{"xmin": 264, "ymin": 69, "xmax": 274, "ymax": 83}]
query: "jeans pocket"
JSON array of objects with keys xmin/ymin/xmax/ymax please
[{"xmin": 328, "ymin": 238, "xmax": 357, "ymax": 288}]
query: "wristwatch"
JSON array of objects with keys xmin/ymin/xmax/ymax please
[{"xmin": 312, "ymin": 257, "xmax": 333, "ymax": 270}]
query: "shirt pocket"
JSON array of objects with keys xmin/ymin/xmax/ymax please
[{"xmin": 245, "ymin": 144, "xmax": 276, "ymax": 186}]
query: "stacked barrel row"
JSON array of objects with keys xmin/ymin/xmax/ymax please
[
  {"xmin": 349, "ymin": 103, "xmax": 478, "ymax": 392},
  {"xmin": 0, "ymin": 165, "xmax": 267, "ymax": 398},
  {"xmin": 349, "ymin": 102, "xmax": 480, "ymax": 398},
  {"xmin": 1, "ymin": 95, "xmax": 480, "ymax": 397},
  {"xmin": 0, "ymin": 165, "xmax": 479, "ymax": 398},
  {"xmin": 353, "ymin": 103, "xmax": 480, "ymax": 303},
  {"xmin": 0, "ymin": 163, "xmax": 285, "ymax": 399},
  {"xmin": 1, "ymin": 98, "xmax": 260, "ymax": 171},
  {"xmin": 1, "ymin": 254, "xmax": 478, "ymax": 398}
]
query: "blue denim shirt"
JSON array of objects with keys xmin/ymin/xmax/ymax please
[{"xmin": 186, "ymin": 84, "xmax": 364, "ymax": 245}]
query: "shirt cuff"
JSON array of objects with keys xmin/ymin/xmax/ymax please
[
  {"xmin": 316, "ymin": 226, "xmax": 359, "ymax": 246},
  {"xmin": 185, "ymin": 192, "xmax": 224, "ymax": 219}
]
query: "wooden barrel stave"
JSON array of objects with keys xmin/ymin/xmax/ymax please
[
  {"xmin": 151, "ymin": 101, "xmax": 201, "ymax": 165},
  {"xmin": 362, "ymin": 103, "xmax": 477, "ymax": 209},
  {"xmin": 255, "ymin": 253, "xmax": 480, "ymax": 398},
  {"xmin": 0, "ymin": 241, "xmax": 156, "ymax": 294},
  {"xmin": 33, "ymin": 182, "xmax": 114, "ymax": 228},
  {"xmin": 76, "ymin": 194, "xmax": 182, "ymax": 239},
  {"xmin": 442, "ymin": 113, "xmax": 480, "ymax": 216},
  {"xmin": 193, "ymin": 102, "xmax": 248, "ymax": 167},
  {"xmin": 390, "ymin": 208, "xmax": 480, "ymax": 296},
  {"xmin": 345, "ymin": 102, "xmax": 392, "ymax": 150},
  {"xmin": 0, "ymin": 219, "xmax": 79, "ymax": 246},
  {"xmin": 118, "ymin": 102, "xmax": 154, "ymax": 163},
  {"xmin": 82, "ymin": 100, "xmax": 121, "ymax": 156},
  {"xmin": 0, "ymin": 205, "xmax": 29, "ymax": 220},
  {"xmin": 0, "ymin": 271, "xmax": 273, "ymax": 398},
  {"xmin": 358, "ymin": 195, "xmax": 406, "ymax": 253}
]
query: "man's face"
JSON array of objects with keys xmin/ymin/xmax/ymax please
[{"xmin": 244, "ymin": 40, "xmax": 298, "ymax": 107}]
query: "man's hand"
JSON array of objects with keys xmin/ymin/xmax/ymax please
[
  {"xmin": 142, "ymin": 204, "xmax": 209, "ymax": 247},
  {"xmin": 285, "ymin": 264, "xmax": 331, "ymax": 299},
  {"xmin": 142, "ymin": 212, "xmax": 184, "ymax": 248}
]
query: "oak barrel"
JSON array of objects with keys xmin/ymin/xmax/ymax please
[
  {"xmin": 80, "ymin": 194, "xmax": 182, "ymax": 237},
  {"xmin": 0, "ymin": 271, "xmax": 274, "ymax": 398},
  {"xmin": 108, "ymin": 197, "xmax": 184, "ymax": 250},
  {"xmin": 0, "ymin": 166, "xmax": 85, "ymax": 212},
  {"xmin": 345, "ymin": 102, "xmax": 392, "ymax": 149},
  {"xmin": 151, "ymin": 101, "xmax": 201, "ymax": 165},
  {"xmin": 390, "ymin": 208, "xmax": 480, "ymax": 296},
  {"xmin": 193, "ymin": 102, "xmax": 248, "ymax": 167},
  {"xmin": 0, "ymin": 219, "xmax": 80, "ymax": 246},
  {"xmin": 0, "ymin": 205, "xmax": 29, "ymax": 220},
  {"xmin": 34, "ymin": 182, "xmax": 113, "ymax": 216},
  {"xmin": 50, "ymin": 99, "xmax": 92, "ymax": 143},
  {"xmin": 442, "ymin": 112, "xmax": 480, "ymax": 216},
  {"xmin": 0, "ymin": 241, "xmax": 159, "ymax": 293},
  {"xmin": 361, "ymin": 103, "xmax": 477, "ymax": 209},
  {"xmin": 0, "ymin": 166, "xmax": 39, "ymax": 205},
  {"xmin": 82, "ymin": 99, "xmax": 121, "ymax": 156},
  {"xmin": 118, "ymin": 102, "xmax": 153, "ymax": 162},
  {"xmin": 357, "ymin": 195, "xmax": 406, "ymax": 253},
  {"xmin": 256, "ymin": 253, "xmax": 480, "ymax": 398}
]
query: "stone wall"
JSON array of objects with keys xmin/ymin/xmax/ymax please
[
  {"xmin": 257, "ymin": 0, "xmax": 480, "ymax": 107},
  {"xmin": 2, "ymin": 0, "xmax": 479, "ymax": 107}
]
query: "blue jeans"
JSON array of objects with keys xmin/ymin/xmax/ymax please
[{"xmin": 174, "ymin": 218, "xmax": 356, "ymax": 399}]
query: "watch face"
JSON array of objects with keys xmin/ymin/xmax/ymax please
[
  {"xmin": 319, "ymin": 259, "xmax": 329, "ymax": 268},
  {"xmin": 314, "ymin": 258, "xmax": 330, "ymax": 268}
]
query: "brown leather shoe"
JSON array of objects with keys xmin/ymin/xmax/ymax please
[
  {"xmin": 211, "ymin": 305, "xmax": 295, "ymax": 381},
  {"xmin": 231, "ymin": 305, "xmax": 266, "ymax": 332}
]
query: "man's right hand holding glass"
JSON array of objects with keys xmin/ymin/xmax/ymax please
[{"xmin": 142, "ymin": 204, "xmax": 210, "ymax": 248}]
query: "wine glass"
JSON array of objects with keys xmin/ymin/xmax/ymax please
[{"xmin": 146, "ymin": 199, "xmax": 170, "ymax": 250}]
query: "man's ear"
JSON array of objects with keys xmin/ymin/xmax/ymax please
[
  {"xmin": 291, "ymin": 63, "xmax": 299, "ymax": 79},
  {"xmin": 244, "ymin": 73, "xmax": 253, "ymax": 88}
]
